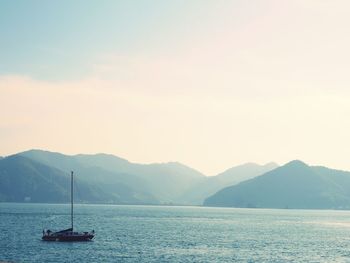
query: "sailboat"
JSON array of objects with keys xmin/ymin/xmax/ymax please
[{"xmin": 42, "ymin": 171, "xmax": 95, "ymax": 241}]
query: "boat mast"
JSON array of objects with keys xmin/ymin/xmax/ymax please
[{"xmin": 71, "ymin": 171, "xmax": 73, "ymax": 231}]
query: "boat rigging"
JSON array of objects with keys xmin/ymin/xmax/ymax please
[{"xmin": 42, "ymin": 171, "xmax": 94, "ymax": 242}]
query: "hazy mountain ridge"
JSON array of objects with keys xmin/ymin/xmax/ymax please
[
  {"xmin": 0, "ymin": 155, "xmax": 120, "ymax": 203},
  {"xmin": 20, "ymin": 150, "xmax": 156, "ymax": 198},
  {"xmin": 3, "ymin": 149, "xmax": 279, "ymax": 205},
  {"xmin": 18, "ymin": 150, "xmax": 205, "ymax": 203},
  {"xmin": 179, "ymin": 162, "xmax": 278, "ymax": 204},
  {"xmin": 204, "ymin": 160, "xmax": 350, "ymax": 209},
  {"xmin": 7, "ymin": 149, "xmax": 350, "ymax": 209}
]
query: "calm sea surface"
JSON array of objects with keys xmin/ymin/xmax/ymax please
[{"xmin": 1, "ymin": 203, "xmax": 350, "ymax": 262}]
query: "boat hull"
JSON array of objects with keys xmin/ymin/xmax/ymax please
[
  {"xmin": 42, "ymin": 236, "xmax": 93, "ymax": 242},
  {"xmin": 42, "ymin": 232, "xmax": 94, "ymax": 242}
]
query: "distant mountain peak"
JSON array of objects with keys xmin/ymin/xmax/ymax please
[
  {"xmin": 217, "ymin": 162, "xmax": 278, "ymax": 176},
  {"xmin": 204, "ymin": 159, "xmax": 350, "ymax": 209},
  {"xmin": 25, "ymin": 149, "xmax": 62, "ymax": 155},
  {"xmin": 284, "ymin": 160, "xmax": 308, "ymax": 168}
]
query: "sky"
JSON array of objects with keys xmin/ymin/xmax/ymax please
[{"xmin": 1, "ymin": 0, "xmax": 350, "ymax": 175}]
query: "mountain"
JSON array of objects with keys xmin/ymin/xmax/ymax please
[
  {"xmin": 4, "ymin": 149, "xmax": 278, "ymax": 204},
  {"xmin": 0, "ymin": 155, "xmax": 122, "ymax": 203},
  {"xmin": 179, "ymin": 162, "xmax": 278, "ymax": 204},
  {"xmin": 19, "ymin": 150, "xmax": 155, "ymax": 199},
  {"xmin": 204, "ymin": 160, "xmax": 350, "ymax": 209},
  {"xmin": 19, "ymin": 149, "xmax": 205, "ymax": 203}
]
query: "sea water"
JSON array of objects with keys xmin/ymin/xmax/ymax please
[{"xmin": 1, "ymin": 203, "xmax": 350, "ymax": 262}]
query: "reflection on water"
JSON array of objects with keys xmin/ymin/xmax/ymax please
[{"xmin": 306, "ymin": 221, "xmax": 350, "ymax": 228}]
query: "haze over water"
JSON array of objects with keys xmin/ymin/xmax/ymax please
[{"xmin": 1, "ymin": 203, "xmax": 350, "ymax": 262}]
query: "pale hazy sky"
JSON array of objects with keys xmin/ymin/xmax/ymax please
[{"xmin": 1, "ymin": 0, "xmax": 350, "ymax": 175}]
